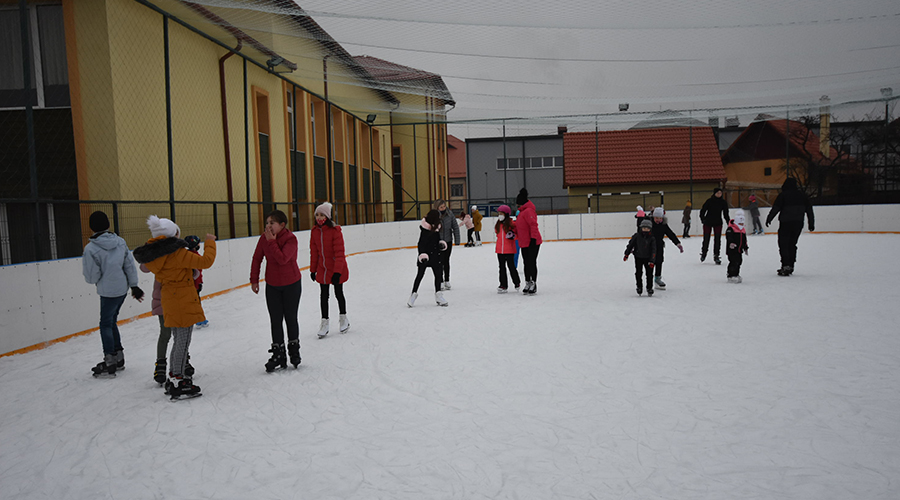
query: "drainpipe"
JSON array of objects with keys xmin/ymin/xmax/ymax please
[
  {"xmin": 219, "ymin": 40, "xmax": 242, "ymax": 239},
  {"xmin": 324, "ymin": 55, "xmax": 333, "ymax": 203}
]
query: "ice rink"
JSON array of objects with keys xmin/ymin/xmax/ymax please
[{"xmin": 2, "ymin": 233, "xmax": 899, "ymax": 499}]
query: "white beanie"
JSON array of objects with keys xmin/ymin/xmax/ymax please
[
  {"xmin": 733, "ymin": 211, "xmax": 745, "ymax": 225},
  {"xmin": 471, "ymin": 205, "xmax": 478, "ymax": 212},
  {"xmin": 652, "ymin": 207, "xmax": 665, "ymax": 218},
  {"xmin": 315, "ymin": 202, "xmax": 333, "ymax": 219},
  {"xmin": 147, "ymin": 215, "xmax": 180, "ymax": 238}
]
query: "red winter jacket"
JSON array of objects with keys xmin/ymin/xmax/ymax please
[
  {"xmin": 516, "ymin": 201, "xmax": 542, "ymax": 248},
  {"xmin": 310, "ymin": 222, "xmax": 349, "ymax": 285},
  {"xmin": 494, "ymin": 220, "xmax": 517, "ymax": 254},
  {"xmin": 250, "ymin": 228, "xmax": 302, "ymax": 287}
]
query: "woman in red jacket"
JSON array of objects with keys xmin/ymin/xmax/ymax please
[
  {"xmin": 250, "ymin": 210, "xmax": 302, "ymax": 372},
  {"xmin": 310, "ymin": 202, "xmax": 350, "ymax": 338},
  {"xmin": 516, "ymin": 188, "xmax": 543, "ymax": 295},
  {"xmin": 494, "ymin": 204, "xmax": 521, "ymax": 293}
]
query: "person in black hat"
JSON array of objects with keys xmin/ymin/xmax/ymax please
[
  {"xmin": 699, "ymin": 187, "xmax": 730, "ymax": 265},
  {"xmin": 765, "ymin": 178, "xmax": 815, "ymax": 276},
  {"xmin": 515, "ymin": 188, "xmax": 542, "ymax": 295},
  {"xmin": 82, "ymin": 211, "xmax": 144, "ymax": 377}
]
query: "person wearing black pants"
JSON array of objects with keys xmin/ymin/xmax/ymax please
[
  {"xmin": 699, "ymin": 187, "xmax": 730, "ymax": 264},
  {"xmin": 409, "ymin": 209, "xmax": 448, "ymax": 307},
  {"xmin": 515, "ymin": 188, "xmax": 543, "ymax": 295},
  {"xmin": 433, "ymin": 199, "xmax": 460, "ymax": 290},
  {"xmin": 319, "ymin": 276, "xmax": 346, "ymax": 323},
  {"xmin": 265, "ymin": 280, "xmax": 301, "ymax": 347},
  {"xmin": 766, "ymin": 178, "xmax": 815, "ymax": 276}
]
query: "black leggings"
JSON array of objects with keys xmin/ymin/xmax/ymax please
[
  {"xmin": 319, "ymin": 282, "xmax": 347, "ymax": 319},
  {"xmin": 439, "ymin": 244, "xmax": 453, "ymax": 281},
  {"xmin": 265, "ymin": 279, "xmax": 301, "ymax": 345},
  {"xmin": 777, "ymin": 221, "xmax": 804, "ymax": 267},
  {"xmin": 521, "ymin": 243, "xmax": 540, "ymax": 283},
  {"xmin": 497, "ymin": 254, "xmax": 520, "ymax": 288},
  {"xmin": 634, "ymin": 258, "xmax": 653, "ymax": 290},
  {"xmin": 467, "ymin": 228, "xmax": 475, "ymax": 245},
  {"xmin": 412, "ymin": 261, "xmax": 443, "ymax": 293}
]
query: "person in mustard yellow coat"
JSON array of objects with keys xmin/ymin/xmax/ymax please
[
  {"xmin": 471, "ymin": 205, "xmax": 483, "ymax": 246},
  {"xmin": 134, "ymin": 215, "xmax": 216, "ymax": 400}
]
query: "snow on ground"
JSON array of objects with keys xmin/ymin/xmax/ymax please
[{"xmin": 1, "ymin": 233, "xmax": 899, "ymax": 499}]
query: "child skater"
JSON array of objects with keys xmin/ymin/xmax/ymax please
[
  {"xmin": 185, "ymin": 235, "xmax": 209, "ymax": 329},
  {"xmin": 624, "ymin": 219, "xmax": 657, "ymax": 296},
  {"xmin": 644, "ymin": 207, "xmax": 684, "ymax": 290},
  {"xmin": 494, "ymin": 205, "xmax": 521, "ymax": 293},
  {"xmin": 408, "ymin": 209, "xmax": 448, "ymax": 307},
  {"xmin": 310, "ymin": 202, "xmax": 350, "ymax": 338},
  {"xmin": 726, "ymin": 211, "xmax": 750, "ymax": 283},
  {"xmin": 140, "ymin": 261, "xmax": 194, "ymax": 385},
  {"xmin": 461, "ymin": 209, "xmax": 475, "ymax": 247},
  {"xmin": 133, "ymin": 216, "xmax": 216, "ymax": 400},
  {"xmin": 250, "ymin": 210, "xmax": 302, "ymax": 372}
]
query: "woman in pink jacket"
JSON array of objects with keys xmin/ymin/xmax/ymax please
[
  {"xmin": 515, "ymin": 188, "xmax": 543, "ymax": 295},
  {"xmin": 250, "ymin": 210, "xmax": 302, "ymax": 372},
  {"xmin": 494, "ymin": 205, "xmax": 521, "ymax": 293},
  {"xmin": 310, "ymin": 202, "xmax": 350, "ymax": 338}
]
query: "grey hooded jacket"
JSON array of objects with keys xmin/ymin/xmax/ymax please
[{"xmin": 82, "ymin": 231, "xmax": 139, "ymax": 297}]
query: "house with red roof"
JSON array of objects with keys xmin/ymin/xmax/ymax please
[{"xmin": 563, "ymin": 127, "xmax": 725, "ymax": 213}]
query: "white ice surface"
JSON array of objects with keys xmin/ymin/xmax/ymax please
[{"xmin": 1, "ymin": 233, "xmax": 899, "ymax": 499}]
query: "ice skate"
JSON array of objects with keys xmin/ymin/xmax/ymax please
[
  {"xmin": 339, "ymin": 314, "xmax": 350, "ymax": 334},
  {"xmin": 316, "ymin": 318, "xmax": 330, "ymax": 338},
  {"xmin": 435, "ymin": 291, "xmax": 449, "ymax": 306},
  {"xmin": 91, "ymin": 353, "xmax": 117, "ymax": 378},
  {"xmin": 497, "ymin": 286, "xmax": 508, "ymax": 294},
  {"xmin": 514, "ymin": 283, "xmax": 521, "ymax": 292},
  {"xmin": 407, "ymin": 292, "xmax": 418, "ymax": 307},
  {"xmin": 636, "ymin": 286, "xmax": 643, "ymax": 296},
  {"xmin": 168, "ymin": 377, "xmax": 201, "ymax": 400},
  {"xmin": 777, "ymin": 265, "xmax": 793, "ymax": 276},
  {"xmin": 647, "ymin": 287, "xmax": 654, "ymax": 297},
  {"xmin": 727, "ymin": 276, "xmax": 736, "ymax": 283},
  {"xmin": 654, "ymin": 277, "xmax": 666, "ymax": 289},
  {"xmin": 442, "ymin": 281, "xmax": 451, "ymax": 291},
  {"xmin": 700, "ymin": 252, "xmax": 707, "ymax": 262},
  {"xmin": 115, "ymin": 349, "xmax": 125, "ymax": 371},
  {"xmin": 734, "ymin": 276, "xmax": 742, "ymax": 283},
  {"xmin": 714, "ymin": 256, "xmax": 722, "ymax": 265},
  {"xmin": 194, "ymin": 320, "xmax": 209, "ymax": 329},
  {"xmin": 287, "ymin": 340, "xmax": 301, "ymax": 368},
  {"xmin": 153, "ymin": 358, "xmax": 167, "ymax": 385},
  {"xmin": 265, "ymin": 343, "xmax": 287, "ymax": 372}
]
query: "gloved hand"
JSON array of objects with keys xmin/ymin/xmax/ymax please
[
  {"xmin": 331, "ymin": 273, "xmax": 341, "ymax": 285},
  {"xmin": 623, "ymin": 255, "xmax": 629, "ymax": 261},
  {"xmin": 648, "ymin": 262, "xmax": 655, "ymax": 268},
  {"xmin": 310, "ymin": 272, "xmax": 316, "ymax": 282},
  {"xmin": 506, "ymin": 231, "xmax": 515, "ymax": 240},
  {"xmin": 744, "ymin": 248, "xmax": 749, "ymax": 255},
  {"xmin": 677, "ymin": 244, "xmax": 684, "ymax": 253},
  {"xmin": 418, "ymin": 253, "xmax": 429, "ymax": 263},
  {"xmin": 131, "ymin": 286, "xmax": 144, "ymax": 302},
  {"xmin": 765, "ymin": 219, "xmax": 771, "ymax": 227},
  {"xmin": 729, "ymin": 243, "xmax": 737, "ymax": 250},
  {"xmin": 808, "ymin": 224, "xmax": 815, "ymax": 232},
  {"xmin": 197, "ymin": 284, "xmax": 203, "ymax": 293},
  {"xmin": 439, "ymin": 240, "xmax": 448, "ymax": 251}
]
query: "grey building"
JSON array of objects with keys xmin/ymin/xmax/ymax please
[{"xmin": 465, "ymin": 133, "xmax": 568, "ymax": 214}]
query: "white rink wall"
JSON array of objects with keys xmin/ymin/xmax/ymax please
[{"xmin": 2, "ymin": 204, "xmax": 899, "ymax": 356}]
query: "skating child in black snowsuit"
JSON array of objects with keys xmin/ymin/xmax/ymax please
[
  {"xmin": 637, "ymin": 207, "xmax": 684, "ymax": 290},
  {"xmin": 408, "ymin": 209, "xmax": 448, "ymax": 307},
  {"xmin": 624, "ymin": 219, "xmax": 657, "ymax": 296},
  {"xmin": 725, "ymin": 211, "xmax": 749, "ymax": 283}
]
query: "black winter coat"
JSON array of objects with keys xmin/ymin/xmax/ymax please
[
  {"xmin": 625, "ymin": 232, "xmax": 657, "ymax": 261},
  {"xmin": 700, "ymin": 196, "xmax": 730, "ymax": 226},
  {"xmin": 766, "ymin": 182, "xmax": 815, "ymax": 229},
  {"xmin": 725, "ymin": 226, "xmax": 749, "ymax": 256},
  {"xmin": 416, "ymin": 225, "xmax": 443, "ymax": 265}
]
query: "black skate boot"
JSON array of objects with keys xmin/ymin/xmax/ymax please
[
  {"xmin": 185, "ymin": 355, "xmax": 195, "ymax": 378},
  {"xmin": 168, "ymin": 377, "xmax": 201, "ymax": 400},
  {"xmin": 714, "ymin": 256, "xmax": 722, "ymax": 265},
  {"xmin": 636, "ymin": 285, "xmax": 643, "ymax": 296},
  {"xmin": 777, "ymin": 265, "xmax": 794, "ymax": 276},
  {"xmin": 287, "ymin": 340, "xmax": 301, "ymax": 368},
  {"xmin": 265, "ymin": 343, "xmax": 287, "ymax": 372},
  {"xmin": 115, "ymin": 349, "xmax": 125, "ymax": 371},
  {"xmin": 153, "ymin": 358, "xmax": 167, "ymax": 385},
  {"xmin": 700, "ymin": 251, "xmax": 707, "ymax": 262},
  {"xmin": 92, "ymin": 353, "xmax": 117, "ymax": 378},
  {"xmin": 647, "ymin": 279, "xmax": 654, "ymax": 296}
]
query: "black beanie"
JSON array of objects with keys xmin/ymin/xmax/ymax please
[
  {"xmin": 89, "ymin": 211, "xmax": 110, "ymax": 233},
  {"xmin": 515, "ymin": 188, "xmax": 528, "ymax": 206}
]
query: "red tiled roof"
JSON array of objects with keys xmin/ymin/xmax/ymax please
[
  {"xmin": 447, "ymin": 135, "xmax": 466, "ymax": 178},
  {"xmin": 352, "ymin": 56, "xmax": 455, "ymax": 106},
  {"xmin": 563, "ymin": 128, "xmax": 725, "ymax": 187},
  {"xmin": 761, "ymin": 119, "xmax": 840, "ymax": 163}
]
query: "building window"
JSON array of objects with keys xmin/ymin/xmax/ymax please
[
  {"xmin": 450, "ymin": 182, "xmax": 463, "ymax": 197},
  {"xmin": 764, "ymin": 167, "xmax": 772, "ymax": 176},
  {"xmin": 497, "ymin": 155, "xmax": 563, "ymax": 170},
  {"xmin": 0, "ymin": 4, "xmax": 69, "ymax": 109}
]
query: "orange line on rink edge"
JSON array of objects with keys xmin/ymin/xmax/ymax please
[{"xmin": 2, "ymin": 232, "xmax": 897, "ymax": 358}]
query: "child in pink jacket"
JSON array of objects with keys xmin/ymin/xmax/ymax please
[{"xmin": 494, "ymin": 205, "xmax": 521, "ymax": 293}]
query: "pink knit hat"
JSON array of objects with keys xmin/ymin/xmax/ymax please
[{"xmin": 315, "ymin": 202, "xmax": 333, "ymax": 219}]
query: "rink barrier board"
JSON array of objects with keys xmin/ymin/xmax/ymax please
[{"xmin": 2, "ymin": 204, "xmax": 900, "ymax": 357}]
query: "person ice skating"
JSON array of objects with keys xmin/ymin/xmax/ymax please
[
  {"xmin": 185, "ymin": 235, "xmax": 209, "ymax": 329},
  {"xmin": 516, "ymin": 188, "xmax": 542, "ymax": 295},
  {"xmin": 460, "ymin": 209, "xmax": 475, "ymax": 247},
  {"xmin": 408, "ymin": 209, "xmax": 448, "ymax": 307},
  {"xmin": 682, "ymin": 200, "xmax": 692, "ymax": 238},
  {"xmin": 726, "ymin": 211, "xmax": 750, "ymax": 283},
  {"xmin": 699, "ymin": 187, "xmax": 730, "ymax": 265},
  {"xmin": 513, "ymin": 208, "xmax": 521, "ymax": 269},
  {"xmin": 250, "ymin": 210, "xmax": 302, "ymax": 371},
  {"xmin": 139, "ymin": 260, "xmax": 195, "ymax": 385},
  {"xmin": 643, "ymin": 207, "xmax": 684, "ymax": 289},
  {"xmin": 747, "ymin": 194, "xmax": 763, "ymax": 234},
  {"xmin": 624, "ymin": 219, "xmax": 657, "ymax": 296},
  {"xmin": 82, "ymin": 211, "xmax": 144, "ymax": 377},
  {"xmin": 494, "ymin": 205, "xmax": 521, "ymax": 293},
  {"xmin": 471, "ymin": 205, "xmax": 483, "ymax": 246},
  {"xmin": 133, "ymin": 216, "xmax": 215, "ymax": 399},
  {"xmin": 765, "ymin": 178, "xmax": 815, "ymax": 276},
  {"xmin": 310, "ymin": 202, "xmax": 350, "ymax": 339},
  {"xmin": 433, "ymin": 199, "xmax": 460, "ymax": 290}
]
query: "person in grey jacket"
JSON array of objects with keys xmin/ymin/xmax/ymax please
[
  {"xmin": 433, "ymin": 199, "xmax": 460, "ymax": 290},
  {"xmin": 82, "ymin": 211, "xmax": 144, "ymax": 377}
]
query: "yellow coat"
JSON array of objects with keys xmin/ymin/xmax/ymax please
[{"xmin": 136, "ymin": 236, "xmax": 216, "ymax": 327}]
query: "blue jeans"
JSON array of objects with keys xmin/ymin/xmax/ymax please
[{"xmin": 99, "ymin": 295, "xmax": 127, "ymax": 355}]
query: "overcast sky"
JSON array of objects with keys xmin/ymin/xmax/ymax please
[{"xmin": 294, "ymin": 0, "xmax": 900, "ymax": 137}]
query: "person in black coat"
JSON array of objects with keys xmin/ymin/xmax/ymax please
[
  {"xmin": 725, "ymin": 211, "xmax": 750, "ymax": 282},
  {"xmin": 699, "ymin": 187, "xmax": 730, "ymax": 264},
  {"xmin": 408, "ymin": 210, "xmax": 449, "ymax": 306},
  {"xmin": 643, "ymin": 207, "xmax": 684, "ymax": 289},
  {"xmin": 765, "ymin": 178, "xmax": 815, "ymax": 276},
  {"xmin": 624, "ymin": 219, "xmax": 657, "ymax": 296}
]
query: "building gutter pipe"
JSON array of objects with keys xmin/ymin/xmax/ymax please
[{"xmin": 219, "ymin": 39, "xmax": 242, "ymax": 238}]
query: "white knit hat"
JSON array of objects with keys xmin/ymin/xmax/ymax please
[
  {"xmin": 652, "ymin": 207, "xmax": 665, "ymax": 218},
  {"xmin": 147, "ymin": 215, "xmax": 180, "ymax": 238},
  {"xmin": 315, "ymin": 202, "xmax": 333, "ymax": 219},
  {"xmin": 471, "ymin": 205, "xmax": 478, "ymax": 211}
]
